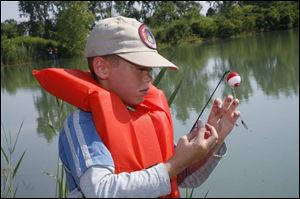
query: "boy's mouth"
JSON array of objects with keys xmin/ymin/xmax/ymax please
[{"xmin": 140, "ymin": 88, "xmax": 149, "ymax": 95}]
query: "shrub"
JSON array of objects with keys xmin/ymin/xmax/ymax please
[
  {"xmin": 1, "ymin": 36, "xmax": 59, "ymax": 65},
  {"xmin": 164, "ymin": 21, "xmax": 191, "ymax": 45},
  {"xmin": 191, "ymin": 16, "xmax": 217, "ymax": 38},
  {"xmin": 216, "ymin": 17, "xmax": 236, "ymax": 38}
]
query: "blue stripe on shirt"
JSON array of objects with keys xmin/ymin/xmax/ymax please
[
  {"xmin": 59, "ymin": 109, "xmax": 114, "ymax": 191},
  {"xmin": 68, "ymin": 111, "xmax": 85, "ymax": 175}
]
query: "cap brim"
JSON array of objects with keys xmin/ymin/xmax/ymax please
[{"xmin": 117, "ymin": 51, "xmax": 178, "ymax": 69}]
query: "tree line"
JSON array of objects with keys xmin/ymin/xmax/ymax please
[{"xmin": 1, "ymin": 1, "xmax": 299, "ymax": 65}]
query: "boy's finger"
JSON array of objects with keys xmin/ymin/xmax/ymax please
[
  {"xmin": 187, "ymin": 127, "xmax": 205, "ymax": 141},
  {"xmin": 232, "ymin": 111, "xmax": 240, "ymax": 123},
  {"xmin": 222, "ymin": 95, "xmax": 233, "ymax": 114},
  {"xmin": 207, "ymin": 98, "xmax": 222, "ymax": 126},
  {"xmin": 226, "ymin": 98, "xmax": 239, "ymax": 117},
  {"xmin": 205, "ymin": 123, "xmax": 218, "ymax": 148}
]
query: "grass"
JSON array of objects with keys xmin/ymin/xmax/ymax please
[
  {"xmin": 43, "ymin": 97, "xmax": 68, "ymax": 198},
  {"xmin": 152, "ymin": 67, "xmax": 183, "ymax": 106},
  {"xmin": 1, "ymin": 99, "xmax": 68, "ymax": 198},
  {"xmin": 42, "ymin": 159, "xmax": 68, "ymax": 198},
  {"xmin": 1, "ymin": 121, "xmax": 26, "ymax": 198}
]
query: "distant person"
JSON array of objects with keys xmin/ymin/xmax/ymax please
[
  {"xmin": 34, "ymin": 16, "xmax": 240, "ymax": 197},
  {"xmin": 53, "ymin": 47, "xmax": 59, "ymax": 66},
  {"xmin": 47, "ymin": 47, "xmax": 53, "ymax": 60}
]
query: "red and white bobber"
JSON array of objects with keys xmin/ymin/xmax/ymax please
[{"xmin": 226, "ymin": 72, "xmax": 241, "ymax": 87}]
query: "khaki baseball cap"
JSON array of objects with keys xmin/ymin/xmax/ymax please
[{"xmin": 84, "ymin": 16, "xmax": 178, "ymax": 69}]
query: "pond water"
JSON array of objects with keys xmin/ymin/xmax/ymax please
[{"xmin": 1, "ymin": 29, "xmax": 299, "ymax": 197}]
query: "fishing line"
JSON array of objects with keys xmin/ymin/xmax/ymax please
[
  {"xmin": 231, "ymin": 87, "xmax": 249, "ymax": 130},
  {"xmin": 190, "ymin": 70, "xmax": 231, "ymax": 131}
]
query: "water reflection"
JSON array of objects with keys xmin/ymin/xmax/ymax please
[
  {"xmin": 158, "ymin": 29, "xmax": 299, "ymax": 122},
  {"xmin": 32, "ymin": 58, "xmax": 89, "ymax": 142},
  {"xmin": 1, "ymin": 58, "xmax": 88, "ymax": 142},
  {"xmin": 1, "ymin": 29, "xmax": 298, "ymax": 141},
  {"xmin": 1, "ymin": 64, "xmax": 38, "ymax": 94},
  {"xmin": 34, "ymin": 90, "xmax": 76, "ymax": 142}
]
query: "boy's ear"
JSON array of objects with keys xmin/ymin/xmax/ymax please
[{"xmin": 93, "ymin": 57, "xmax": 109, "ymax": 79}]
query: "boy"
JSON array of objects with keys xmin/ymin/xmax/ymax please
[{"xmin": 36, "ymin": 16, "xmax": 240, "ymax": 198}]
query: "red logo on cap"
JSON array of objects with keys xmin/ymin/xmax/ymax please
[{"xmin": 138, "ymin": 24, "xmax": 156, "ymax": 50}]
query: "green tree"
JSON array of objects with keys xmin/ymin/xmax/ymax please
[
  {"xmin": 18, "ymin": 1, "xmax": 55, "ymax": 38},
  {"xmin": 56, "ymin": 1, "xmax": 95, "ymax": 57},
  {"xmin": 17, "ymin": 21, "xmax": 30, "ymax": 36},
  {"xmin": 240, "ymin": 5, "xmax": 257, "ymax": 31},
  {"xmin": 191, "ymin": 16, "xmax": 217, "ymax": 38},
  {"xmin": 216, "ymin": 16, "xmax": 236, "ymax": 38},
  {"xmin": 88, "ymin": 1, "xmax": 113, "ymax": 21},
  {"xmin": 240, "ymin": 1, "xmax": 276, "ymax": 8},
  {"xmin": 1, "ymin": 36, "xmax": 17, "ymax": 65},
  {"xmin": 174, "ymin": 1, "xmax": 202, "ymax": 18},
  {"xmin": 206, "ymin": 7, "xmax": 216, "ymax": 16},
  {"xmin": 224, "ymin": 4, "xmax": 244, "ymax": 33},
  {"xmin": 138, "ymin": 1, "xmax": 156, "ymax": 23},
  {"xmin": 276, "ymin": 1, "xmax": 297, "ymax": 29},
  {"xmin": 150, "ymin": 1, "xmax": 203, "ymax": 27},
  {"xmin": 207, "ymin": 1, "xmax": 240, "ymax": 14},
  {"xmin": 114, "ymin": 1, "xmax": 140, "ymax": 19},
  {"xmin": 1, "ymin": 20, "xmax": 22, "ymax": 38},
  {"xmin": 150, "ymin": 2, "xmax": 178, "ymax": 27}
]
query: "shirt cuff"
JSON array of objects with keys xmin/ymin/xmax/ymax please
[{"xmin": 213, "ymin": 142, "xmax": 227, "ymax": 158}]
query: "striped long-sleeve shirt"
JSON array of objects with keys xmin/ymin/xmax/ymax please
[{"xmin": 59, "ymin": 109, "xmax": 227, "ymax": 198}]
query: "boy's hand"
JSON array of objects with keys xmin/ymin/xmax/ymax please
[
  {"xmin": 207, "ymin": 95, "xmax": 240, "ymax": 145},
  {"xmin": 165, "ymin": 122, "xmax": 218, "ymax": 178}
]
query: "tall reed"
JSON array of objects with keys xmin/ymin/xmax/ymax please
[
  {"xmin": 43, "ymin": 98, "xmax": 68, "ymax": 198},
  {"xmin": 1, "ymin": 121, "xmax": 26, "ymax": 198},
  {"xmin": 42, "ymin": 159, "xmax": 68, "ymax": 198}
]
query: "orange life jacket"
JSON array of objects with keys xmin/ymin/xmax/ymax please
[{"xmin": 33, "ymin": 68, "xmax": 180, "ymax": 198}]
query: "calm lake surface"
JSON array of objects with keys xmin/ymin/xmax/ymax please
[{"xmin": 1, "ymin": 29, "xmax": 299, "ymax": 198}]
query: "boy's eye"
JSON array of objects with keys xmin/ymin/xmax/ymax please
[{"xmin": 137, "ymin": 67, "xmax": 152, "ymax": 72}]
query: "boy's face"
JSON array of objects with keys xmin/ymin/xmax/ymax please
[{"xmin": 105, "ymin": 57, "xmax": 153, "ymax": 106}]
